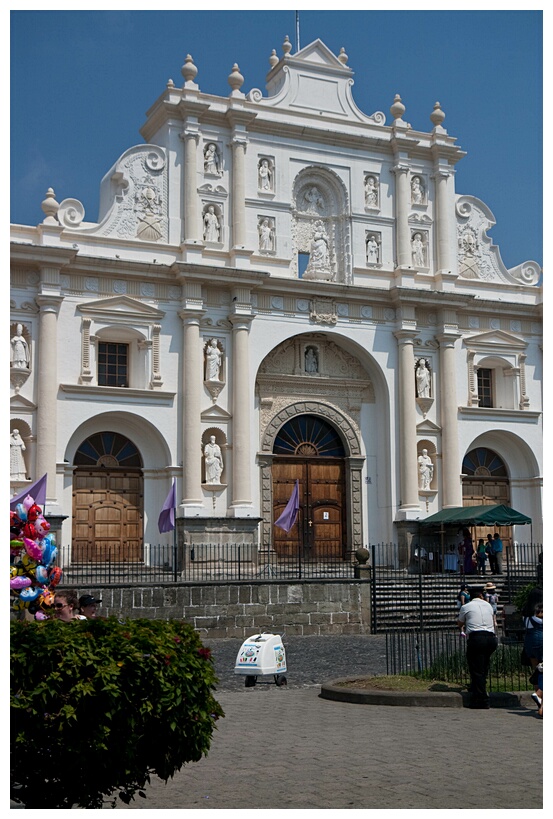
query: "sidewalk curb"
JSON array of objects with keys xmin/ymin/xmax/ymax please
[{"xmin": 320, "ymin": 678, "xmax": 535, "ymax": 709}]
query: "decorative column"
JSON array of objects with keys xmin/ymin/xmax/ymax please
[
  {"xmin": 179, "ymin": 303, "xmax": 205, "ymax": 511},
  {"xmin": 231, "ymin": 135, "xmax": 247, "ymax": 248},
  {"xmin": 182, "ymin": 122, "xmax": 201, "ymax": 243},
  {"xmin": 518, "ymin": 353, "xmax": 530, "ymax": 409},
  {"xmin": 226, "ymin": 101, "xmax": 256, "ymax": 264},
  {"xmin": 433, "ymin": 166, "xmax": 454, "ymax": 273},
  {"xmin": 437, "ymin": 322, "xmax": 462, "ymax": 508},
  {"xmin": 394, "ymin": 330, "xmax": 420, "ymax": 514},
  {"xmin": 229, "ymin": 291, "xmax": 254, "ymax": 512},
  {"xmin": 35, "ymin": 294, "xmax": 63, "ymax": 509},
  {"xmin": 392, "ymin": 163, "xmax": 412, "ymax": 269}
]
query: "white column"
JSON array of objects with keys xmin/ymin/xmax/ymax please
[
  {"xmin": 182, "ymin": 125, "xmax": 201, "ymax": 242},
  {"xmin": 392, "ymin": 163, "xmax": 411, "ymax": 268},
  {"xmin": 433, "ymin": 167, "xmax": 454, "ymax": 273},
  {"xmin": 437, "ymin": 331, "xmax": 462, "ymax": 507},
  {"xmin": 179, "ymin": 310, "xmax": 204, "ymax": 508},
  {"xmin": 231, "ymin": 136, "xmax": 247, "ymax": 248},
  {"xmin": 394, "ymin": 331, "xmax": 420, "ymax": 513},
  {"xmin": 35, "ymin": 294, "xmax": 63, "ymax": 508},
  {"xmin": 229, "ymin": 313, "xmax": 253, "ymax": 510}
]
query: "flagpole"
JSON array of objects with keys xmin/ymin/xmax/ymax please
[
  {"xmin": 172, "ymin": 479, "xmax": 177, "ymax": 582},
  {"xmin": 296, "ymin": 10, "xmax": 300, "ymax": 53}
]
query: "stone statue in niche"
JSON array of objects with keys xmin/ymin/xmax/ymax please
[
  {"xmin": 10, "ymin": 429, "xmax": 27, "ymax": 481},
  {"xmin": 366, "ymin": 234, "xmax": 380, "ymax": 265},
  {"xmin": 305, "ymin": 346, "xmax": 319, "ymax": 373},
  {"xmin": 411, "ymin": 176, "xmax": 425, "ymax": 205},
  {"xmin": 304, "ymin": 221, "xmax": 331, "ymax": 279},
  {"xmin": 204, "ymin": 435, "xmax": 223, "ymax": 484},
  {"xmin": 258, "ymin": 158, "xmax": 273, "ymax": 191},
  {"xmin": 10, "ymin": 324, "xmax": 30, "ymax": 369},
  {"xmin": 302, "ymin": 186, "xmax": 324, "ymax": 214},
  {"xmin": 203, "ymin": 205, "xmax": 220, "ymax": 243},
  {"xmin": 364, "ymin": 175, "xmax": 379, "ymax": 208},
  {"xmin": 418, "ymin": 449, "xmax": 434, "ymax": 491},
  {"xmin": 204, "ymin": 143, "xmax": 220, "ymax": 175},
  {"xmin": 411, "ymin": 233, "xmax": 426, "ymax": 268},
  {"xmin": 258, "ymin": 218, "xmax": 275, "ymax": 252},
  {"xmin": 205, "ymin": 338, "xmax": 223, "ymax": 381},
  {"xmin": 415, "ymin": 358, "xmax": 431, "ymax": 398}
]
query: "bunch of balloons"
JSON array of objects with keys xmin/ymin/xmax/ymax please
[{"xmin": 10, "ymin": 494, "xmax": 62, "ymax": 619}]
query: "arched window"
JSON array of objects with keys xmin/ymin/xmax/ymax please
[
  {"xmin": 462, "ymin": 447, "xmax": 509, "ymax": 506},
  {"xmin": 74, "ymin": 432, "xmax": 143, "ymax": 468},
  {"xmin": 274, "ymin": 415, "xmax": 345, "ymax": 457}
]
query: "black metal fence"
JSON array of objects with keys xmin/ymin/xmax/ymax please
[
  {"xmin": 385, "ymin": 630, "xmax": 533, "ymax": 693},
  {"xmin": 370, "ymin": 542, "xmax": 542, "ymax": 633},
  {"xmin": 58, "ymin": 542, "xmax": 360, "ymax": 585}
]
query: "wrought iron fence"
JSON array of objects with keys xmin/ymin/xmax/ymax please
[
  {"xmin": 385, "ymin": 630, "xmax": 533, "ymax": 693},
  {"xmin": 58, "ymin": 542, "xmax": 360, "ymax": 585},
  {"xmin": 370, "ymin": 542, "xmax": 542, "ymax": 633}
]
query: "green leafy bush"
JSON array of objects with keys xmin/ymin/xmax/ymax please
[
  {"xmin": 11, "ymin": 617, "xmax": 224, "ymax": 808},
  {"xmin": 513, "ymin": 582, "xmax": 536, "ymax": 614}
]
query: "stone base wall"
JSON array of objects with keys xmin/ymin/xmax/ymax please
[{"xmin": 85, "ymin": 581, "xmax": 373, "ymax": 638}]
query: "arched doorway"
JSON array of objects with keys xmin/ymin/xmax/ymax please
[
  {"xmin": 462, "ymin": 447, "xmax": 511, "ymax": 545},
  {"xmin": 72, "ymin": 432, "xmax": 143, "ymax": 563},
  {"xmin": 272, "ymin": 415, "xmax": 346, "ymax": 559}
]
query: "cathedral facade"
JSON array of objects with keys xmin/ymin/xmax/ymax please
[{"xmin": 10, "ymin": 39, "xmax": 542, "ymax": 563}]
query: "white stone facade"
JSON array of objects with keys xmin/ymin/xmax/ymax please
[{"xmin": 10, "ymin": 39, "xmax": 543, "ymax": 554}]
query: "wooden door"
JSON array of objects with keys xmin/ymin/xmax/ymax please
[
  {"xmin": 72, "ymin": 469, "xmax": 143, "ymax": 562},
  {"xmin": 463, "ymin": 479, "xmax": 512, "ymax": 550},
  {"xmin": 273, "ymin": 460, "xmax": 345, "ymax": 558}
]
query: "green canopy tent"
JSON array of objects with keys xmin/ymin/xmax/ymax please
[
  {"xmin": 420, "ymin": 504, "xmax": 532, "ymax": 528},
  {"xmin": 419, "ymin": 504, "xmax": 533, "ymax": 558}
]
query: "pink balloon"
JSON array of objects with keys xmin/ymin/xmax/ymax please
[
  {"xmin": 23, "ymin": 537, "xmax": 43, "ymax": 562},
  {"xmin": 35, "ymin": 611, "xmax": 49, "ymax": 621},
  {"xmin": 22, "ymin": 495, "xmax": 35, "ymax": 511},
  {"xmin": 10, "ymin": 576, "xmax": 32, "ymax": 590}
]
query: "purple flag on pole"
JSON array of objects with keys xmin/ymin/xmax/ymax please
[
  {"xmin": 10, "ymin": 474, "xmax": 47, "ymax": 511},
  {"xmin": 158, "ymin": 479, "xmax": 176, "ymax": 534},
  {"xmin": 275, "ymin": 479, "xmax": 300, "ymax": 533}
]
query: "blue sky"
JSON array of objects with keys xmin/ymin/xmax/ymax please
[{"xmin": 10, "ymin": 7, "xmax": 543, "ymax": 270}]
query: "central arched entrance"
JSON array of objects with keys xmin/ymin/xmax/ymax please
[
  {"xmin": 72, "ymin": 431, "xmax": 144, "ymax": 563},
  {"xmin": 272, "ymin": 415, "xmax": 346, "ymax": 558}
]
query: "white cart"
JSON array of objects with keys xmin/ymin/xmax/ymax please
[{"xmin": 234, "ymin": 633, "xmax": 287, "ymax": 687}]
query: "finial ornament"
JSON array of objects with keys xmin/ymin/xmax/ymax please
[
  {"xmin": 228, "ymin": 63, "xmax": 244, "ymax": 94},
  {"xmin": 338, "ymin": 47, "xmax": 348, "ymax": 65},
  {"xmin": 269, "ymin": 49, "xmax": 279, "ymax": 68},
  {"xmin": 390, "ymin": 93, "xmax": 406, "ymax": 121},
  {"xmin": 167, "ymin": 78, "xmax": 174, "ymax": 88},
  {"xmin": 282, "ymin": 35, "xmax": 292, "ymax": 55},
  {"xmin": 181, "ymin": 54, "xmax": 198, "ymax": 86},
  {"xmin": 41, "ymin": 187, "xmax": 60, "ymax": 225},
  {"xmin": 430, "ymin": 101, "xmax": 446, "ymax": 128}
]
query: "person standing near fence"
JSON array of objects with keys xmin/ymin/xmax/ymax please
[
  {"xmin": 486, "ymin": 534, "xmax": 497, "ymax": 574},
  {"xmin": 457, "ymin": 586, "xmax": 498, "ymax": 709},
  {"xmin": 476, "ymin": 539, "xmax": 488, "ymax": 576},
  {"xmin": 492, "ymin": 533, "xmax": 504, "ymax": 574}
]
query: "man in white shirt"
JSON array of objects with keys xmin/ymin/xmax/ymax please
[{"xmin": 457, "ymin": 586, "xmax": 498, "ymax": 709}]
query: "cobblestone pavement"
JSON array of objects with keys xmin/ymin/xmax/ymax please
[{"xmin": 109, "ymin": 636, "xmax": 543, "ymax": 810}]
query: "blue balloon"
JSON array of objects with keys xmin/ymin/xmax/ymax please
[
  {"xmin": 40, "ymin": 540, "xmax": 57, "ymax": 568},
  {"xmin": 15, "ymin": 503, "xmax": 27, "ymax": 522},
  {"xmin": 35, "ymin": 565, "xmax": 49, "ymax": 585},
  {"xmin": 19, "ymin": 586, "xmax": 43, "ymax": 602}
]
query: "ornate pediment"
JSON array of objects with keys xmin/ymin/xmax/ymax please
[
  {"xmin": 11, "ymin": 394, "xmax": 37, "ymax": 411},
  {"xmin": 77, "ymin": 295, "xmax": 165, "ymax": 322},
  {"xmin": 464, "ymin": 330, "xmax": 527, "ymax": 351},
  {"xmin": 247, "ymin": 39, "xmax": 386, "ymax": 126},
  {"xmin": 201, "ymin": 404, "xmax": 232, "ymax": 422},
  {"xmin": 416, "ymin": 418, "xmax": 441, "ymax": 434}
]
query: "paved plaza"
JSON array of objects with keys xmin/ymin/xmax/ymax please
[{"xmin": 110, "ymin": 635, "xmax": 543, "ymax": 810}]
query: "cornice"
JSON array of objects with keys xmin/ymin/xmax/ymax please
[
  {"xmin": 10, "ymin": 243, "xmax": 77, "ymax": 268},
  {"xmin": 60, "ymin": 384, "xmax": 176, "ymax": 401}
]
